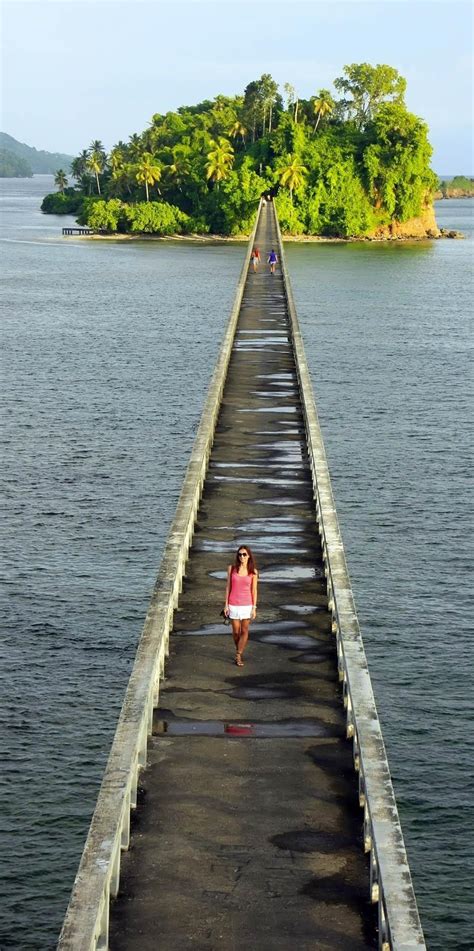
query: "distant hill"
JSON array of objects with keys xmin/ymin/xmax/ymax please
[
  {"xmin": 0, "ymin": 148, "xmax": 33, "ymax": 178},
  {"xmin": 0, "ymin": 132, "xmax": 73, "ymax": 174}
]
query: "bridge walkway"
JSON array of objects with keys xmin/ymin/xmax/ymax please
[{"xmin": 108, "ymin": 202, "xmax": 375, "ymax": 949}]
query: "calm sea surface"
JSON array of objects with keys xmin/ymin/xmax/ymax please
[{"xmin": 1, "ymin": 176, "xmax": 472, "ymax": 950}]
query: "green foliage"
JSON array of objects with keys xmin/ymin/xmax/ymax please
[
  {"xmin": 312, "ymin": 90, "xmax": 335, "ymax": 131},
  {"xmin": 41, "ymin": 64, "xmax": 438, "ymax": 237},
  {"xmin": 334, "ymin": 63, "xmax": 406, "ymax": 127},
  {"xmin": 84, "ymin": 199, "xmax": 127, "ymax": 232},
  {"xmin": 41, "ymin": 189, "xmax": 84, "ymax": 215},
  {"xmin": 54, "ymin": 169, "xmax": 69, "ymax": 192},
  {"xmin": 448, "ymin": 176, "xmax": 474, "ymax": 192},
  {"xmin": 314, "ymin": 163, "xmax": 374, "ymax": 236},
  {"xmin": 207, "ymin": 159, "xmax": 268, "ymax": 234},
  {"xmin": 124, "ymin": 201, "xmax": 192, "ymax": 235},
  {"xmin": 362, "ymin": 103, "xmax": 437, "ymax": 220},
  {"xmin": 274, "ymin": 191, "xmax": 306, "ymax": 234}
]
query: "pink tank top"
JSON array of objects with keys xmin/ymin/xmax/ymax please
[{"xmin": 229, "ymin": 569, "xmax": 253, "ymax": 606}]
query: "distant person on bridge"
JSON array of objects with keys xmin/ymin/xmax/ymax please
[
  {"xmin": 268, "ymin": 248, "xmax": 278, "ymax": 274},
  {"xmin": 224, "ymin": 546, "xmax": 258, "ymax": 666},
  {"xmin": 251, "ymin": 246, "xmax": 261, "ymax": 272}
]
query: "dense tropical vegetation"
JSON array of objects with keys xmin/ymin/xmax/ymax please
[{"xmin": 42, "ymin": 64, "xmax": 439, "ymax": 237}]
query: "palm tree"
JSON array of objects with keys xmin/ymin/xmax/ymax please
[
  {"xmin": 284, "ymin": 83, "xmax": 299, "ymax": 124},
  {"xmin": 71, "ymin": 149, "xmax": 89, "ymax": 182},
  {"xmin": 128, "ymin": 133, "xmax": 143, "ymax": 158},
  {"xmin": 136, "ymin": 153, "xmax": 161, "ymax": 201},
  {"xmin": 228, "ymin": 120, "xmax": 247, "ymax": 146},
  {"xmin": 108, "ymin": 148, "xmax": 128, "ymax": 196},
  {"xmin": 165, "ymin": 150, "xmax": 190, "ymax": 192},
  {"xmin": 109, "ymin": 147, "xmax": 125, "ymax": 174},
  {"xmin": 279, "ymin": 155, "xmax": 307, "ymax": 203},
  {"xmin": 90, "ymin": 139, "xmax": 105, "ymax": 155},
  {"xmin": 54, "ymin": 169, "xmax": 68, "ymax": 192},
  {"xmin": 205, "ymin": 137, "xmax": 234, "ymax": 187},
  {"xmin": 110, "ymin": 162, "xmax": 135, "ymax": 198},
  {"xmin": 87, "ymin": 150, "xmax": 105, "ymax": 194},
  {"xmin": 313, "ymin": 90, "xmax": 335, "ymax": 131}
]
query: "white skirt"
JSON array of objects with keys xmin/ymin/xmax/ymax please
[{"xmin": 228, "ymin": 604, "xmax": 253, "ymax": 620}]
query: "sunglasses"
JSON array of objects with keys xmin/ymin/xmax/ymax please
[{"xmin": 238, "ymin": 552, "xmax": 249, "ymax": 558}]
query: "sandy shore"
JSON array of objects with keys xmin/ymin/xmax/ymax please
[{"xmin": 67, "ymin": 231, "xmax": 445, "ymax": 244}]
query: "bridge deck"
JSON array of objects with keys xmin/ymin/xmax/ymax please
[{"xmin": 109, "ymin": 204, "xmax": 374, "ymax": 949}]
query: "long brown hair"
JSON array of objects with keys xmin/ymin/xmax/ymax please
[{"xmin": 234, "ymin": 544, "xmax": 257, "ymax": 574}]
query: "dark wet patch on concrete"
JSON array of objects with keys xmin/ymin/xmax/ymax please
[
  {"xmin": 260, "ymin": 633, "xmax": 321, "ymax": 650},
  {"xmin": 173, "ymin": 619, "xmax": 308, "ymax": 637},
  {"xmin": 298, "ymin": 874, "xmax": 378, "ymax": 946},
  {"xmin": 253, "ymin": 439, "xmax": 304, "ymax": 452},
  {"xmin": 228, "ymin": 685, "xmax": 292, "ymax": 701},
  {"xmin": 224, "ymin": 673, "xmax": 338, "ymax": 714},
  {"xmin": 305, "ymin": 741, "xmax": 357, "ymax": 775},
  {"xmin": 300, "ymin": 873, "xmax": 373, "ymax": 914},
  {"xmin": 256, "ymin": 375, "xmax": 295, "ymax": 383},
  {"xmin": 271, "ymin": 829, "xmax": 356, "ymax": 854},
  {"xmin": 282, "ymin": 603, "xmax": 326, "ymax": 614},
  {"xmin": 260, "ymin": 565, "xmax": 323, "ymax": 582},
  {"xmin": 289, "ymin": 652, "xmax": 333, "ymax": 665},
  {"xmin": 171, "ymin": 622, "xmax": 230, "ymax": 637}
]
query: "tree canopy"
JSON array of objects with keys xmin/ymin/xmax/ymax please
[{"xmin": 42, "ymin": 64, "xmax": 438, "ymax": 237}]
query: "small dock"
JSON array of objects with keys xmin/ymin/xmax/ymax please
[
  {"xmin": 62, "ymin": 227, "xmax": 97, "ymax": 236},
  {"xmin": 58, "ymin": 202, "xmax": 425, "ymax": 951}
]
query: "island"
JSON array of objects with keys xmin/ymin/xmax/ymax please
[
  {"xmin": 41, "ymin": 63, "xmax": 444, "ymax": 239},
  {"xmin": 435, "ymin": 176, "xmax": 474, "ymax": 199}
]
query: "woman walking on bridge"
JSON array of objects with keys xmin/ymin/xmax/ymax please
[
  {"xmin": 224, "ymin": 546, "xmax": 258, "ymax": 666},
  {"xmin": 251, "ymin": 246, "xmax": 261, "ymax": 271},
  {"xmin": 267, "ymin": 248, "xmax": 278, "ymax": 274}
]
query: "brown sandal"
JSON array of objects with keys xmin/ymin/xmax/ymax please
[{"xmin": 235, "ymin": 652, "xmax": 244, "ymax": 667}]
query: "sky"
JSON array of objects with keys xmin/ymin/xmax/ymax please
[{"xmin": 1, "ymin": 0, "xmax": 473, "ymax": 174}]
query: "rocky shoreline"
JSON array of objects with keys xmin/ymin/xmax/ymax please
[
  {"xmin": 434, "ymin": 189, "xmax": 474, "ymax": 199},
  {"xmin": 71, "ymin": 227, "xmax": 465, "ymax": 244}
]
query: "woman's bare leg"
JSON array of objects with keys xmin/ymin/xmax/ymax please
[
  {"xmin": 231, "ymin": 619, "xmax": 241, "ymax": 648},
  {"xmin": 237, "ymin": 619, "xmax": 250, "ymax": 658}
]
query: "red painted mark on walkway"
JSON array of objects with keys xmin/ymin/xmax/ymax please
[{"xmin": 225, "ymin": 723, "xmax": 255, "ymax": 736}]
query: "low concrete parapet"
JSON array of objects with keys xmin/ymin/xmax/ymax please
[{"xmin": 274, "ymin": 207, "xmax": 426, "ymax": 951}]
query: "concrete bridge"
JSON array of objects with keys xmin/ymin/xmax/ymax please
[{"xmin": 58, "ymin": 202, "xmax": 425, "ymax": 950}]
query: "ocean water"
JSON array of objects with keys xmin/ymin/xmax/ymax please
[
  {"xmin": 0, "ymin": 178, "xmax": 472, "ymax": 950},
  {"xmin": 286, "ymin": 203, "xmax": 474, "ymax": 950}
]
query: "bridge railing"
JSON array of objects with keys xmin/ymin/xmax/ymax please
[
  {"xmin": 57, "ymin": 204, "xmax": 262, "ymax": 951},
  {"xmin": 274, "ymin": 207, "xmax": 426, "ymax": 951}
]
